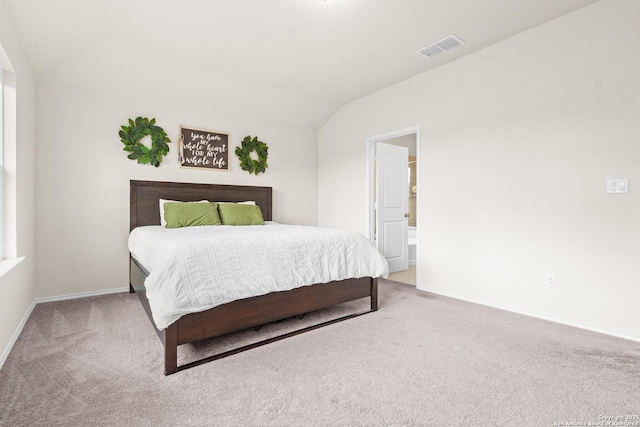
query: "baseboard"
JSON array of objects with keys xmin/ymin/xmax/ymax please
[
  {"xmin": 420, "ymin": 287, "xmax": 640, "ymax": 344},
  {"xmin": 35, "ymin": 287, "xmax": 129, "ymax": 304},
  {"xmin": 0, "ymin": 287, "xmax": 129, "ymax": 370},
  {"xmin": 0, "ymin": 300, "xmax": 36, "ymax": 371}
]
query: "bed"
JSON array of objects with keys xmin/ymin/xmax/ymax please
[{"xmin": 129, "ymin": 180, "xmax": 385, "ymax": 375}]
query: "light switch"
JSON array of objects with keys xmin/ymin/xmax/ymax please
[{"xmin": 607, "ymin": 178, "xmax": 629, "ymax": 193}]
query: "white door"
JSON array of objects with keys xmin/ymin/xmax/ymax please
[{"xmin": 376, "ymin": 142, "xmax": 409, "ymax": 273}]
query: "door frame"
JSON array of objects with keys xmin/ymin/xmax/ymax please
[{"xmin": 366, "ymin": 125, "xmax": 421, "ymax": 287}]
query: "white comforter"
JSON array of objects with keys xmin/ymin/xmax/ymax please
[{"xmin": 128, "ymin": 222, "xmax": 388, "ymax": 330}]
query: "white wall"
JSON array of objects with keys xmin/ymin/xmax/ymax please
[
  {"xmin": 319, "ymin": 0, "xmax": 640, "ymax": 340},
  {"xmin": 0, "ymin": 0, "xmax": 36, "ymax": 363},
  {"xmin": 34, "ymin": 82, "xmax": 318, "ymax": 298}
]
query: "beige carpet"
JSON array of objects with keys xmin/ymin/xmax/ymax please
[{"xmin": 1, "ymin": 280, "xmax": 639, "ymax": 426}]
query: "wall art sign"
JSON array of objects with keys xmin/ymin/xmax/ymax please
[{"xmin": 177, "ymin": 126, "xmax": 229, "ymax": 170}]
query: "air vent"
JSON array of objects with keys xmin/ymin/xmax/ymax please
[{"xmin": 417, "ymin": 34, "xmax": 465, "ymax": 58}]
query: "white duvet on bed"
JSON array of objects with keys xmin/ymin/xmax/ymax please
[{"xmin": 128, "ymin": 222, "xmax": 389, "ymax": 330}]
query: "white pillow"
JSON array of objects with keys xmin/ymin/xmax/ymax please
[
  {"xmin": 159, "ymin": 199, "xmax": 209, "ymax": 226},
  {"xmin": 217, "ymin": 201, "xmax": 256, "ymax": 205}
]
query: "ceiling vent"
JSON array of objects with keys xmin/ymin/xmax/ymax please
[{"xmin": 417, "ymin": 34, "xmax": 465, "ymax": 58}]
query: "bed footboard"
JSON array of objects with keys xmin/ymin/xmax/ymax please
[{"xmin": 130, "ymin": 256, "xmax": 378, "ymax": 375}]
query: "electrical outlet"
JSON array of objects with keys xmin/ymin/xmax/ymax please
[{"xmin": 546, "ymin": 273, "xmax": 557, "ymax": 288}]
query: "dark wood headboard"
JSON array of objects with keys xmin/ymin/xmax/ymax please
[{"xmin": 130, "ymin": 180, "xmax": 273, "ymax": 231}]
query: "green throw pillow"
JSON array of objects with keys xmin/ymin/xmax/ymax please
[
  {"xmin": 164, "ymin": 202, "xmax": 222, "ymax": 228},
  {"xmin": 218, "ymin": 203, "xmax": 265, "ymax": 225}
]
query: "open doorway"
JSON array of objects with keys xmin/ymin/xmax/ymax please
[{"xmin": 366, "ymin": 126, "xmax": 420, "ymax": 287}]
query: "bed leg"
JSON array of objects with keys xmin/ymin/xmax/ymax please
[
  {"xmin": 371, "ymin": 278, "xmax": 378, "ymax": 311},
  {"xmin": 129, "ymin": 258, "xmax": 134, "ymax": 293},
  {"xmin": 164, "ymin": 324, "xmax": 178, "ymax": 375}
]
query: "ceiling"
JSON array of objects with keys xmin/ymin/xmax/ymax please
[{"xmin": 2, "ymin": 0, "xmax": 599, "ymax": 127}]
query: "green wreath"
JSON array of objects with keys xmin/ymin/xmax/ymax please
[
  {"xmin": 236, "ymin": 135, "xmax": 268, "ymax": 175},
  {"xmin": 119, "ymin": 117, "xmax": 170, "ymax": 167}
]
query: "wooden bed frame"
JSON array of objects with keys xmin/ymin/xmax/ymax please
[{"xmin": 129, "ymin": 180, "xmax": 378, "ymax": 375}]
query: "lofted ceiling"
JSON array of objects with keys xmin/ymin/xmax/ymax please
[{"xmin": 2, "ymin": 0, "xmax": 599, "ymax": 127}]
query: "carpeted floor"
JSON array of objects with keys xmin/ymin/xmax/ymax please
[{"xmin": 1, "ymin": 279, "xmax": 639, "ymax": 426}]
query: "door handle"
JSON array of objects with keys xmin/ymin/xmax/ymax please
[{"xmin": 405, "ymin": 213, "xmax": 410, "ymax": 218}]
